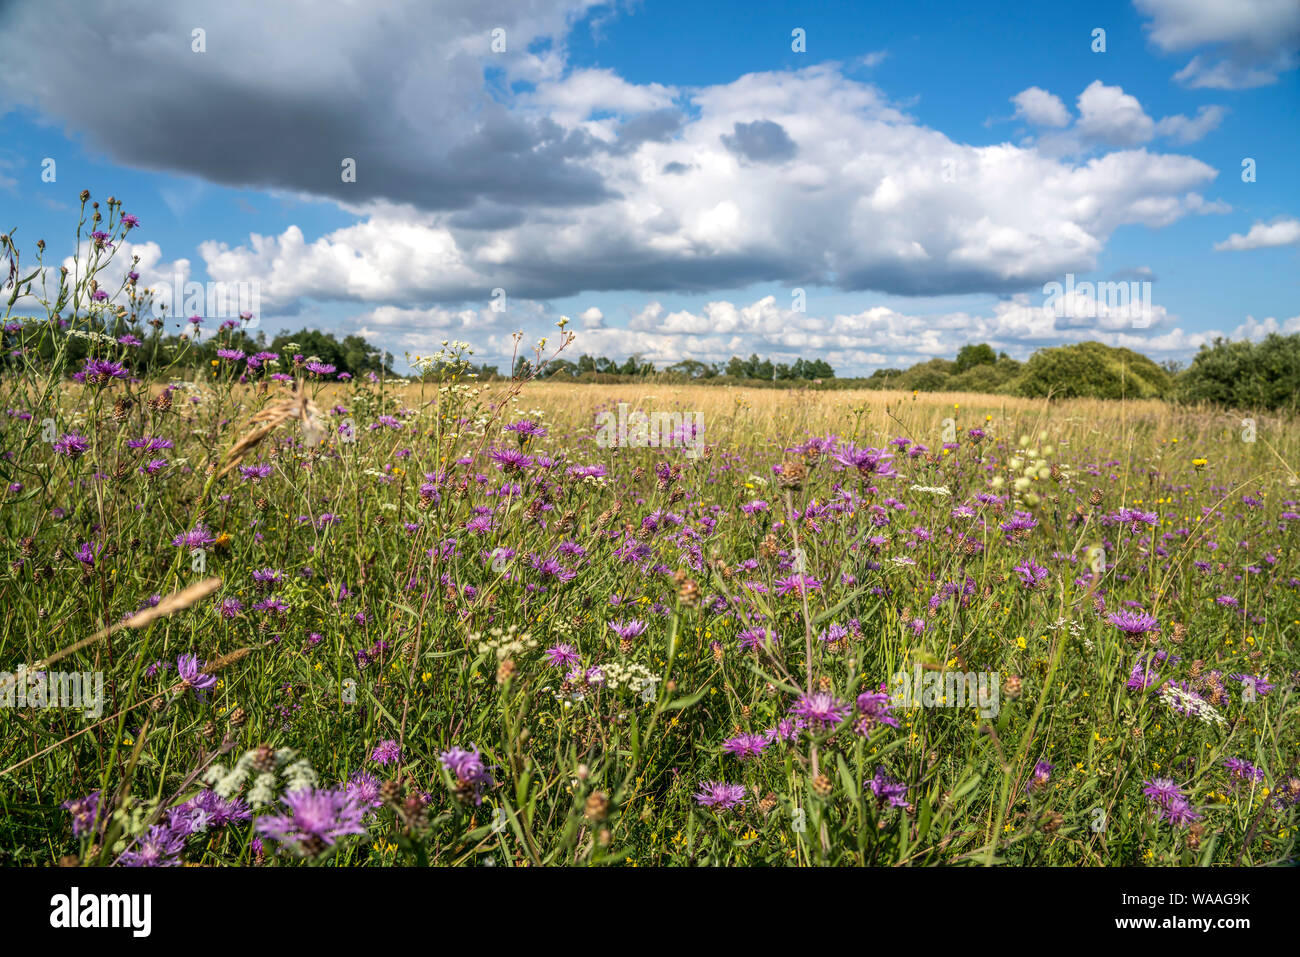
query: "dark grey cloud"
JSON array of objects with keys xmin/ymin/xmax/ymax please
[
  {"xmin": 611, "ymin": 108, "xmax": 684, "ymax": 153},
  {"xmin": 0, "ymin": 0, "xmax": 612, "ymax": 211},
  {"xmin": 720, "ymin": 120, "xmax": 797, "ymax": 163},
  {"xmin": 446, "ymin": 203, "xmax": 528, "ymax": 230}
]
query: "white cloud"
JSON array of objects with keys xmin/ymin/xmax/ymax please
[
  {"xmin": 1029, "ymin": 82, "xmax": 1227, "ymax": 155},
  {"xmin": 1011, "ymin": 86, "xmax": 1070, "ymax": 127},
  {"xmin": 1213, "ymin": 217, "xmax": 1300, "ymax": 251},
  {"xmin": 528, "ymin": 68, "xmax": 678, "ymax": 127},
  {"xmin": 202, "ymin": 66, "xmax": 1222, "ymax": 309},
  {"xmin": 362, "ymin": 287, "xmax": 1212, "ymax": 376},
  {"xmin": 578, "ymin": 306, "xmax": 604, "ymax": 328},
  {"xmin": 1137, "ymin": 0, "xmax": 1300, "ymax": 89},
  {"xmin": 1076, "ymin": 81, "xmax": 1156, "ymax": 147},
  {"xmin": 1232, "ymin": 314, "xmax": 1300, "ymax": 339},
  {"xmin": 1154, "ymin": 104, "xmax": 1228, "ymax": 144}
]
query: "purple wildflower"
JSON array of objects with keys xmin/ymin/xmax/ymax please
[
  {"xmin": 255, "ymin": 787, "xmax": 367, "ymax": 856},
  {"xmin": 176, "ymin": 653, "xmax": 216, "ymax": 692},
  {"xmin": 789, "ymin": 691, "xmax": 850, "ymax": 730},
  {"xmin": 119, "ymin": 824, "xmax": 185, "ymax": 866},
  {"xmin": 721, "ymin": 733, "xmax": 769, "ymax": 760},
  {"xmin": 370, "ymin": 739, "xmax": 401, "ymax": 765},
  {"xmin": 440, "ymin": 746, "xmax": 493, "ymax": 805},
  {"xmin": 694, "ymin": 781, "xmax": 746, "ymax": 810},
  {"xmin": 1107, "ymin": 610, "xmax": 1159, "ymax": 635},
  {"xmin": 543, "ymin": 643, "xmax": 581, "ymax": 668}
]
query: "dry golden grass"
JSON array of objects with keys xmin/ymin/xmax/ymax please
[
  {"xmin": 377, "ymin": 380, "xmax": 1299, "ymax": 473},
  {"xmin": 66, "ymin": 375, "xmax": 1298, "ymax": 477}
]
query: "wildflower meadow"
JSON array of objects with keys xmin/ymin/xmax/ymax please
[{"xmin": 1, "ymin": 198, "xmax": 1298, "ymax": 870}]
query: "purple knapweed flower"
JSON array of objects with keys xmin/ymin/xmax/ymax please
[
  {"xmin": 370, "ymin": 739, "xmax": 401, "ymax": 765},
  {"xmin": 255, "ymin": 787, "xmax": 367, "ymax": 856},
  {"xmin": 694, "ymin": 781, "xmax": 746, "ymax": 810},
  {"xmin": 789, "ymin": 691, "xmax": 850, "ymax": 730},
  {"xmin": 176, "ymin": 653, "xmax": 216, "ymax": 692}
]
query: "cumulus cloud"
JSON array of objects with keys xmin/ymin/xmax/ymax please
[
  {"xmin": 1153, "ymin": 104, "xmax": 1228, "ymax": 144},
  {"xmin": 1231, "ymin": 314, "xmax": 1300, "ymax": 339},
  {"xmin": 1011, "ymin": 87, "xmax": 1070, "ymax": 127},
  {"xmin": 1136, "ymin": 0, "xmax": 1300, "ymax": 88},
  {"xmin": 364, "ymin": 286, "xmax": 1220, "ymax": 377},
  {"xmin": 193, "ymin": 63, "xmax": 1223, "ymax": 310},
  {"xmin": 1075, "ymin": 81, "xmax": 1156, "ymax": 147},
  {"xmin": 1015, "ymin": 82, "xmax": 1225, "ymax": 153},
  {"xmin": 1213, "ymin": 217, "xmax": 1300, "ymax": 251}
]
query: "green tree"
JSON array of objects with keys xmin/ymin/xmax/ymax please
[
  {"xmin": 954, "ymin": 343, "xmax": 997, "ymax": 374},
  {"xmin": 1178, "ymin": 334, "xmax": 1300, "ymax": 411}
]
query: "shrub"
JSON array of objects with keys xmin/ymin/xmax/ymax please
[
  {"xmin": 1177, "ymin": 334, "xmax": 1300, "ymax": 412},
  {"xmin": 1009, "ymin": 341, "xmax": 1173, "ymax": 400}
]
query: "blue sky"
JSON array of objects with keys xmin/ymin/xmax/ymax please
[{"xmin": 1, "ymin": 0, "xmax": 1297, "ymax": 374}]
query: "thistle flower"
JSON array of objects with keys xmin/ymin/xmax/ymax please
[
  {"xmin": 774, "ymin": 573, "xmax": 823, "ymax": 597},
  {"xmin": 737, "ymin": 626, "xmax": 776, "ymax": 650},
  {"xmin": 694, "ymin": 781, "xmax": 746, "ymax": 810},
  {"xmin": 1107, "ymin": 610, "xmax": 1159, "ymax": 635},
  {"xmin": 867, "ymin": 767, "xmax": 911, "ymax": 809},
  {"xmin": 789, "ymin": 691, "xmax": 849, "ymax": 729},
  {"xmin": 831, "ymin": 442, "xmax": 896, "ymax": 478},
  {"xmin": 61, "ymin": 790, "xmax": 101, "ymax": 838},
  {"xmin": 1000, "ymin": 511, "xmax": 1039, "ymax": 534},
  {"xmin": 504, "ymin": 419, "xmax": 547, "ymax": 438},
  {"xmin": 171, "ymin": 524, "xmax": 217, "ymax": 549},
  {"xmin": 1141, "ymin": 777, "xmax": 1185, "ymax": 806},
  {"xmin": 543, "ymin": 643, "xmax": 581, "ymax": 668},
  {"xmin": 440, "ymin": 745, "xmax": 493, "ymax": 805},
  {"xmin": 255, "ymin": 787, "xmax": 367, "ymax": 856},
  {"xmin": 1223, "ymin": 757, "xmax": 1264, "ymax": 786},
  {"xmin": 52, "ymin": 432, "xmax": 89, "ymax": 458},
  {"xmin": 855, "ymin": 685, "xmax": 900, "ymax": 734},
  {"xmin": 489, "ymin": 447, "xmax": 534, "ymax": 473},
  {"xmin": 608, "ymin": 619, "xmax": 647, "ymax": 642},
  {"xmin": 74, "ymin": 357, "xmax": 130, "ymax": 386},
  {"xmin": 764, "ymin": 718, "xmax": 805, "ymax": 743},
  {"xmin": 721, "ymin": 733, "xmax": 768, "ymax": 760},
  {"xmin": 370, "ymin": 739, "xmax": 401, "ymax": 765},
  {"xmin": 346, "ymin": 772, "xmax": 384, "ymax": 813},
  {"xmin": 1012, "ymin": 561, "xmax": 1049, "ymax": 590},
  {"xmin": 1025, "ymin": 761, "xmax": 1054, "ymax": 795},
  {"xmin": 119, "ymin": 824, "xmax": 186, "ymax": 867},
  {"xmin": 176, "ymin": 653, "xmax": 216, "ymax": 691}
]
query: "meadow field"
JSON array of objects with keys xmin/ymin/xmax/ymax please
[{"xmin": 2, "ymin": 354, "xmax": 1298, "ymax": 868}]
